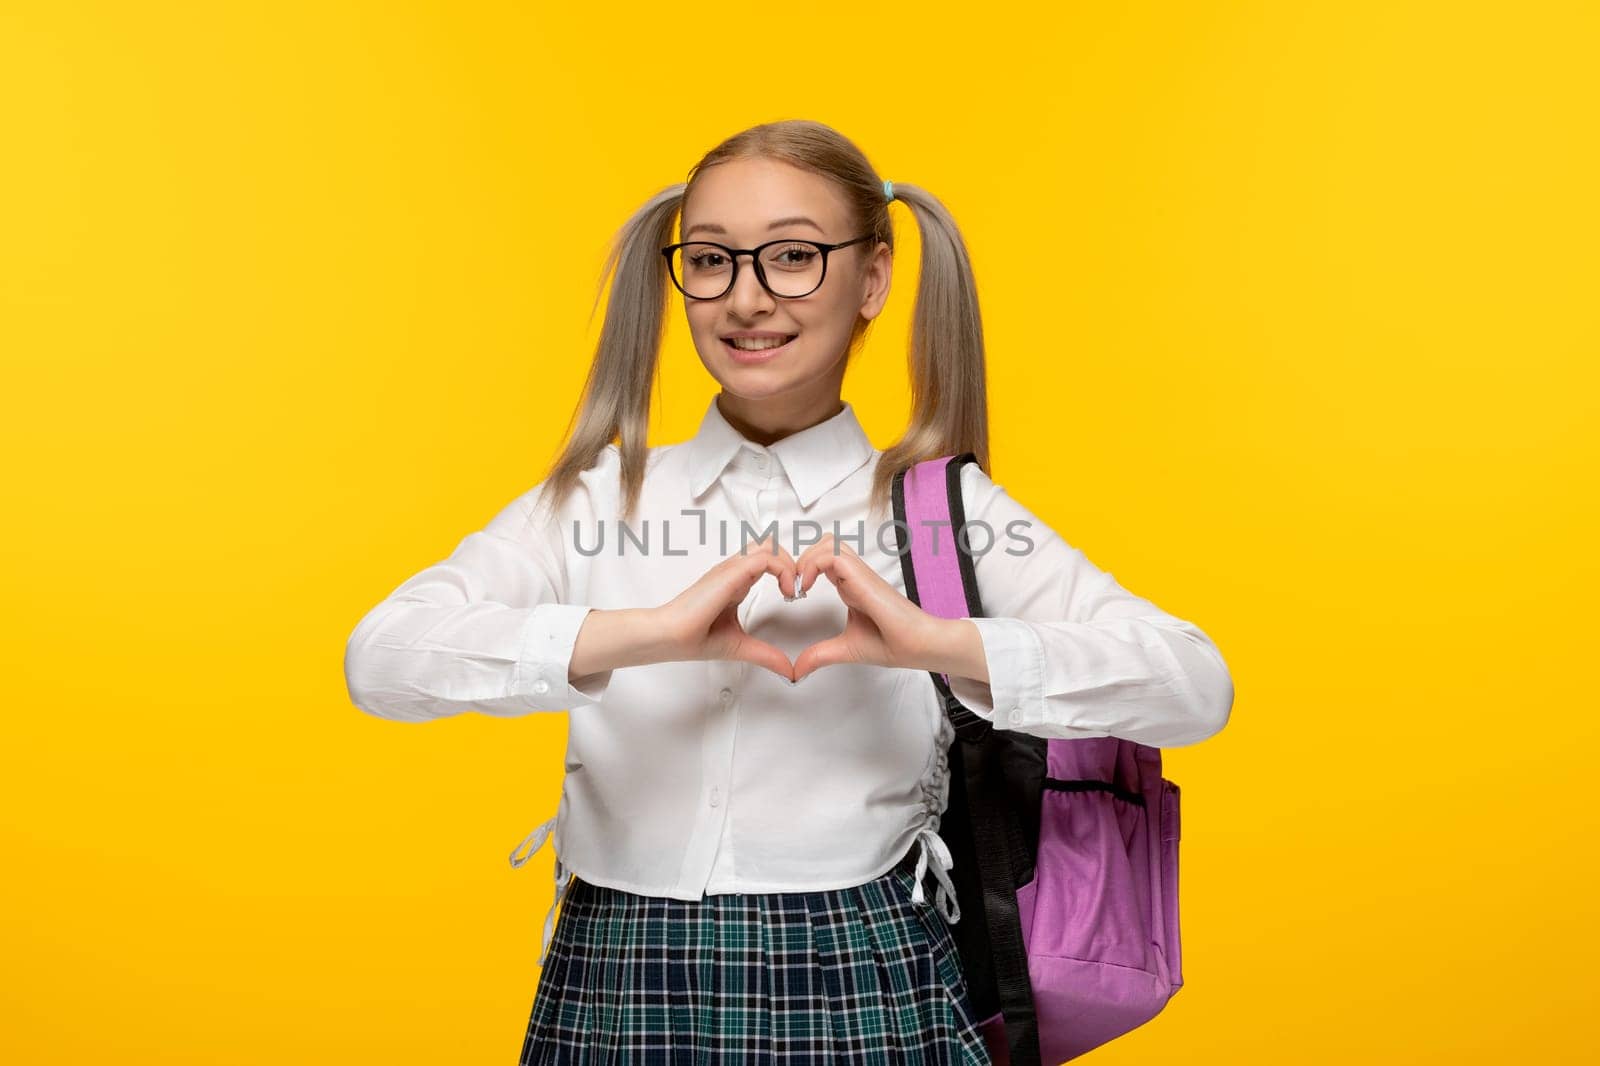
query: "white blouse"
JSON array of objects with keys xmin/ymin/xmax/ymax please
[{"xmin": 344, "ymin": 397, "xmax": 1233, "ymax": 963}]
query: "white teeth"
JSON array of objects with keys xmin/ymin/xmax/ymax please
[{"xmin": 728, "ymin": 336, "xmax": 792, "ymax": 351}]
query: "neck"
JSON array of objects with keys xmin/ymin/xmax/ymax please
[{"xmin": 716, "ymin": 391, "xmax": 845, "ymax": 446}]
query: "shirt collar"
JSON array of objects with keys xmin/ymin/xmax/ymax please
[{"xmin": 685, "ymin": 396, "xmax": 876, "ymax": 509}]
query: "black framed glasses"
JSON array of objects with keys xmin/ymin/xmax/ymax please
[{"xmin": 660, "ymin": 234, "xmax": 874, "ymax": 300}]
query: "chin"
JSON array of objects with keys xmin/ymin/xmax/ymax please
[{"xmin": 716, "ymin": 373, "xmax": 800, "ymax": 400}]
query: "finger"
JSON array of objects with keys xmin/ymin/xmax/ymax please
[
  {"xmin": 736, "ymin": 528, "xmax": 783, "ymax": 568},
  {"xmin": 743, "ymin": 542, "xmax": 799, "ymax": 600},
  {"xmin": 796, "ymin": 534, "xmax": 847, "ymax": 596},
  {"xmin": 725, "ymin": 538, "xmax": 789, "ymax": 602},
  {"xmin": 739, "ymin": 532, "xmax": 799, "ymax": 599},
  {"xmin": 762, "ymin": 539, "xmax": 801, "ymax": 600},
  {"xmin": 800, "ymin": 541, "xmax": 865, "ymax": 600}
]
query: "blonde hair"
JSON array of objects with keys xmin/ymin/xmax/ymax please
[{"xmin": 533, "ymin": 119, "xmax": 989, "ymax": 529}]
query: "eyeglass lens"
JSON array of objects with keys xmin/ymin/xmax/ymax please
[{"xmin": 668, "ymin": 242, "xmax": 826, "ymax": 299}]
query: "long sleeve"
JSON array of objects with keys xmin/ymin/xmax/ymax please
[
  {"xmin": 344, "ymin": 456, "xmax": 619, "ymax": 723},
  {"xmin": 942, "ymin": 462, "xmax": 1234, "ymax": 747}
]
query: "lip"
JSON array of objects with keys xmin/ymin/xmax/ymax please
[{"xmin": 722, "ymin": 334, "xmax": 797, "ymax": 365}]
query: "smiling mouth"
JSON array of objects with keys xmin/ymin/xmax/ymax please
[
  {"xmin": 723, "ymin": 334, "xmax": 798, "ymax": 352},
  {"xmin": 726, "ymin": 334, "xmax": 800, "ymax": 358}
]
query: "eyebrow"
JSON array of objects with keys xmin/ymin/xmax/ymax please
[{"xmin": 682, "ymin": 216, "xmax": 827, "ymax": 239}]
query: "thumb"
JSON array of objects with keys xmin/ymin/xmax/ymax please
[
  {"xmin": 731, "ymin": 635, "xmax": 797, "ymax": 682},
  {"xmin": 792, "ymin": 636, "xmax": 852, "ymax": 683}
]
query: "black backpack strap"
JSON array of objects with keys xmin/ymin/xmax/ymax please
[
  {"xmin": 961, "ymin": 731, "xmax": 1041, "ymax": 1066},
  {"xmin": 892, "ymin": 453, "xmax": 1042, "ymax": 1066}
]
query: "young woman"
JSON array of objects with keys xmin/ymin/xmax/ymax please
[{"xmin": 345, "ymin": 119, "xmax": 1233, "ymax": 1065}]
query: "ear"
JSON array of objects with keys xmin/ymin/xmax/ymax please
[{"xmin": 858, "ymin": 241, "xmax": 893, "ymax": 321}]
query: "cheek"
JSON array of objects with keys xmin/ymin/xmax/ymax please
[
  {"xmin": 799, "ymin": 299, "xmax": 859, "ymax": 343},
  {"xmin": 684, "ymin": 305, "xmax": 714, "ymax": 332},
  {"xmin": 686, "ymin": 310, "xmax": 724, "ymax": 348}
]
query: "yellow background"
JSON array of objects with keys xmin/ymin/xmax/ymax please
[{"xmin": 4, "ymin": 1, "xmax": 1596, "ymax": 1062}]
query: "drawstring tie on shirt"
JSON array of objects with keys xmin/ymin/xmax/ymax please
[
  {"xmin": 511, "ymin": 815, "xmax": 960, "ymax": 953},
  {"xmin": 910, "ymin": 824, "xmax": 961, "ymax": 924},
  {"xmin": 509, "ymin": 815, "xmax": 573, "ymax": 967}
]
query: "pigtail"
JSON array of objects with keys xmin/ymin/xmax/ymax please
[
  {"xmin": 868, "ymin": 182, "xmax": 991, "ymax": 523},
  {"xmin": 533, "ymin": 183, "xmax": 686, "ymax": 529}
]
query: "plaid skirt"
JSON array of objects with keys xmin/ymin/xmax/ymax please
[{"xmin": 518, "ymin": 848, "xmax": 992, "ymax": 1065}]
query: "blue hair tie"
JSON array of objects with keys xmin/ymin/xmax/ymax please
[{"xmin": 883, "ymin": 179, "xmax": 895, "ymax": 203}]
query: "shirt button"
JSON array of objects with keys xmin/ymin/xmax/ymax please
[
  {"xmin": 533, "ymin": 680, "xmax": 550, "ymax": 695},
  {"xmin": 709, "ymin": 786, "xmax": 721, "ymax": 808},
  {"xmin": 1007, "ymin": 707, "xmax": 1024, "ymax": 726},
  {"xmin": 719, "ymin": 687, "xmax": 734, "ymax": 706}
]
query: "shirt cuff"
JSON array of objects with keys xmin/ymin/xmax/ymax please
[
  {"xmin": 943, "ymin": 616, "xmax": 1112, "ymax": 738},
  {"xmin": 513, "ymin": 603, "xmax": 614, "ymax": 708},
  {"xmin": 943, "ymin": 617, "xmax": 1043, "ymax": 731}
]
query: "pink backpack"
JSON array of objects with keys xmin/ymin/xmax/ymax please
[{"xmin": 893, "ymin": 454, "xmax": 1185, "ymax": 1066}]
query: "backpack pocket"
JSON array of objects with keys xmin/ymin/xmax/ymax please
[
  {"xmin": 1023, "ymin": 778, "xmax": 1173, "ymax": 1063},
  {"xmin": 1026, "ymin": 779, "xmax": 1153, "ymax": 972}
]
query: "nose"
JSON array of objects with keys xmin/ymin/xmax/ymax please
[{"xmin": 725, "ymin": 254, "xmax": 777, "ymax": 318}]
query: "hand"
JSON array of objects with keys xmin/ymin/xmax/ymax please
[
  {"xmin": 790, "ymin": 533, "xmax": 945, "ymax": 683},
  {"xmin": 653, "ymin": 530, "xmax": 801, "ymax": 681}
]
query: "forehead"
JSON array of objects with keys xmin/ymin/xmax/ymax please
[{"xmin": 681, "ymin": 157, "xmax": 852, "ymax": 241}]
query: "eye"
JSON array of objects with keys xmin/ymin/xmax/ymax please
[{"xmin": 766, "ymin": 243, "xmax": 819, "ymax": 269}]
